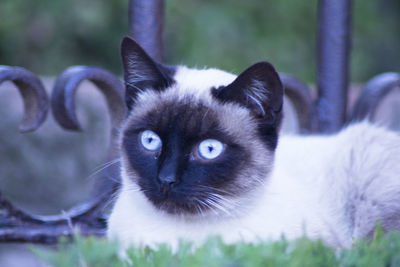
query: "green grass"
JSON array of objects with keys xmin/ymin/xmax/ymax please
[{"xmin": 33, "ymin": 227, "xmax": 400, "ymax": 267}]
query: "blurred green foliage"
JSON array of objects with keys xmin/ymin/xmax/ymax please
[
  {"xmin": 0, "ymin": 0, "xmax": 399, "ymax": 82},
  {"xmin": 34, "ymin": 227, "xmax": 400, "ymax": 267}
]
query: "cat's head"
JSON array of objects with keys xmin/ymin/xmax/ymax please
[{"xmin": 119, "ymin": 36, "xmax": 283, "ymax": 217}]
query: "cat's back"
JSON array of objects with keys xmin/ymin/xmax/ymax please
[
  {"xmin": 273, "ymin": 122, "xmax": 400, "ymax": 244},
  {"xmin": 276, "ymin": 121, "xmax": 400, "ymax": 182}
]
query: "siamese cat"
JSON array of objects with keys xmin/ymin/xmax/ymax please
[{"xmin": 107, "ymin": 36, "xmax": 400, "ymax": 251}]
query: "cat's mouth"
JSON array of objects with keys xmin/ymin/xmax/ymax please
[
  {"xmin": 153, "ymin": 195, "xmax": 200, "ymax": 215},
  {"xmin": 143, "ymin": 186, "xmax": 214, "ymax": 215},
  {"xmin": 154, "ymin": 188, "xmax": 199, "ymax": 215},
  {"xmin": 160, "ymin": 184, "xmax": 170, "ymax": 196}
]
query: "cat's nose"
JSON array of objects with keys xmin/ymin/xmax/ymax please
[
  {"xmin": 158, "ymin": 157, "xmax": 178, "ymax": 191},
  {"xmin": 158, "ymin": 174, "xmax": 177, "ymax": 186},
  {"xmin": 158, "ymin": 174, "xmax": 177, "ymax": 193}
]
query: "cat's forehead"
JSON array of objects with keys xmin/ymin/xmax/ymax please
[
  {"xmin": 126, "ymin": 97, "xmax": 224, "ymax": 141},
  {"xmin": 126, "ymin": 92, "xmax": 254, "ymax": 137},
  {"xmin": 172, "ymin": 66, "xmax": 237, "ymax": 95},
  {"xmin": 127, "ymin": 66, "xmax": 239, "ymax": 114}
]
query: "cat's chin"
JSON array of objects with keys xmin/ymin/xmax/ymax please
[
  {"xmin": 135, "ymin": 186, "xmax": 233, "ymax": 218},
  {"xmin": 151, "ymin": 198, "xmax": 203, "ymax": 216},
  {"xmin": 153, "ymin": 202, "xmax": 234, "ymax": 219},
  {"xmin": 142, "ymin": 189, "xmax": 253, "ymax": 219},
  {"xmin": 145, "ymin": 192, "xmax": 222, "ymax": 217}
]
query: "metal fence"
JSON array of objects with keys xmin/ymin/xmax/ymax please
[{"xmin": 1, "ymin": 0, "xmax": 399, "ymax": 243}]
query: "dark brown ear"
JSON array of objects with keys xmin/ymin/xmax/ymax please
[
  {"xmin": 212, "ymin": 62, "xmax": 283, "ymax": 149},
  {"xmin": 121, "ymin": 36, "xmax": 175, "ymax": 110},
  {"xmin": 212, "ymin": 61, "xmax": 283, "ymax": 124}
]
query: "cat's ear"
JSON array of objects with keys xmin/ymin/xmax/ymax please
[
  {"xmin": 121, "ymin": 36, "xmax": 175, "ymax": 110},
  {"xmin": 212, "ymin": 61, "xmax": 283, "ymax": 124}
]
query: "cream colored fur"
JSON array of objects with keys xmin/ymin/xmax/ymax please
[{"xmin": 108, "ymin": 66, "xmax": 400, "ymax": 251}]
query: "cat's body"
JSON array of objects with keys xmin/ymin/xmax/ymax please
[{"xmin": 107, "ymin": 37, "xmax": 400, "ymax": 251}]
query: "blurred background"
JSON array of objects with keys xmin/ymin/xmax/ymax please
[
  {"xmin": 1, "ymin": 0, "xmax": 399, "ymax": 82},
  {"xmin": 0, "ymin": 0, "xmax": 399, "ymax": 266}
]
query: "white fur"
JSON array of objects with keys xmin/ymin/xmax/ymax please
[
  {"xmin": 173, "ymin": 66, "xmax": 236, "ymax": 95},
  {"xmin": 108, "ymin": 67, "xmax": 400, "ymax": 251}
]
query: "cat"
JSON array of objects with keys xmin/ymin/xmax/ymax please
[{"xmin": 107, "ymin": 36, "xmax": 400, "ymax": 251}]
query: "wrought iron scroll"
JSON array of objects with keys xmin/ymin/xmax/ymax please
[
  {"xmin": 0, "ymin": 66, "xmax": 48, "ymax": 132},
  {"xmin": 0, "ymin": 191, "xmax": 106, "ymax": 243},
  {"xmin": 280, "ymin": 73, "xmax": 315, "ymax": 133},
  {"xmin": 0, "ymin": 65, "xmax": 125, "ymax": 243},
  {"xmin": 51, "ymin": 66, "xmax": 126, "ymax": 143},
  {"xmin": 350, "ymin": 73, "xmax": 400, "ymax": 122},
  {"xmin": 51, "ymin": 65, "xmax": 126, "ymax": 206}
]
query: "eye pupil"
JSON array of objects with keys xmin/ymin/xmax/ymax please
[
  {"xmin": 198, "ymin": 139, "xmax": 224, "ymax": 160},
  {"xmin": 140, "ymin": 130, "xmax": 162, "ymax": 151}
]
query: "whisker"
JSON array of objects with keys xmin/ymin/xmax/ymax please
[
  {"xmin": 86, "ymin": 158, "xmax": 121, "ymax": 181},
  {"xmin": 195, "ymin": 185, "xmax": 235, "ymax": 196},
  {"xmin": 93, "ymin": 158, "xmax": 121, "ymax": 172},
  {"xmin": 178, "ymin": 188, "xmax": 240, "ymax": 217},
  {"xmin": 199, "ymin": 199, "xmax": 219, "ymax": 216},
  {"xmin": 206, "ymin": 197, "xmax": 230, "ymax": 215}
]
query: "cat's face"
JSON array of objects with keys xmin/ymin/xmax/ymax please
[{"xmin": 119, "ymin": 37, "xmax": 283, "ymax": 217}]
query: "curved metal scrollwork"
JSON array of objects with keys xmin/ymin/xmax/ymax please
[
  {"xmin": 0, "ymin": 66, "xmax": 126, "ymax": 243},
  {"xmin": 0, "ymin": 191, "xmax": 107, "ymax": 243},
  {"xmin": 280, "ymin": 73, "xmax": 316, "ymax": 133},
  {"xmin": 0, "ymin": 66, "xmax": 49, "ymax": 132},
  {"xmin": 350, "ymin": 72, "xmax": 400, "ymax": 122},
  {"xmin": 51, "ymin": 66, "xmax": 126, "ymax": 132}
]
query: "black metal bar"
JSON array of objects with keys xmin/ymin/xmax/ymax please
[
  {"xmin": 280, "ymin": 74, "xmax": 316, "ymax": 133},
  {"xmin": 316, "ymin": 0, "xmax": 352, "ymax": 133},
  {"xmin": 350, "ymin": 72, "xmax": 400, "ymax": 121},
  {"xmin": 0, "ymin": 66, "xmax": 48, "ymax": 132},
  {"xmin": 129, "ymin": 0, "xmax": 164, "ymax": 62}
]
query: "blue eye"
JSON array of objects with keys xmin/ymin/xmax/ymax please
[
  {"xmin": 140, "ymin": 130, "xmax": 162, "ymax": 151},
  {"xmin": 198, "ymin": 139, "xmax": 224, "ymax": 160}
]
